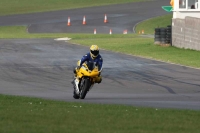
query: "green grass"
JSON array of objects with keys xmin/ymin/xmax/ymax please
[
  {"xmin": 0, "ymin": 26, "xmax": 69, "ymax": 38},
  {"xmin": 135, "ymin": 14, "xmax": 173, "ymax": 34},
  {"xmin": 0, "ymin": 94, "xmax": 200, "ymax": 133},
  {"xmin": 0, "ymin": 0, "xmax": 146, "ymax": 16},
  {"xmin": 0, "ymin": 26, "xmax": 138, "ymax": 39},
  {"xmin": 70, "ymin": 38, "xmax": 200, "ymax": 68}
]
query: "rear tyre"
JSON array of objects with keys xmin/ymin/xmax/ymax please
[{"xmin": 80, "ymin": 78, "xmax": 90, "ymax": 99}]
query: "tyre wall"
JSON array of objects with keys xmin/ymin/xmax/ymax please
[
  {"xmin": 172, "ymin": 17, "xmax": 200, "ymax": 51},
  {"xmin": 154, "ymin": 26, "xmax": 172, "ymax": 46}
]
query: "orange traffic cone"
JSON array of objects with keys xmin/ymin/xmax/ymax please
[
  {"xmin": 123, "ymin": 30, "xmax": 127, "ymax": 34},
  {"xmin": 109, "ymin": 29, "xmax": 112, "ymax": 34},
  {"xmin": 142, "ymin": 30, "xmax": 144, "ymax": 34},
  {"xmin": 83, "ymin": 16, "xmax": 86, "ymax": 25},
  {"xmin": 67, "ymin": 17, "xmax": 71, "ymax": 26},
  {"xmin": 104, "ymin": 14, "xmax": 108, "ymax": 23},
  {"xmin": 94, "ymin": 29, "xmax": 97, "ymax": 34}
]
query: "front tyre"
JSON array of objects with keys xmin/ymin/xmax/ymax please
[
  {"xmin": 80, "ymin": 78, "xmax": 90, "ymax": 99},
  {"xmin": 72, "ymin": 79, "xmax": 79, "ymax": 99},
  {"xmin": 73, "ymin": 90, "xmax": 79, "ymax": 99}
]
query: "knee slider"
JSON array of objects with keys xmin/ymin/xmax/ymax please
[{"xmin": 96, "ymin": 76, "xmax": 102, "ymax": 83}]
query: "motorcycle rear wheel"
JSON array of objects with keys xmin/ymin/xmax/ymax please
[{"xmin": 80, "ymin": 78, "xmax": 90, "ymax": 99}]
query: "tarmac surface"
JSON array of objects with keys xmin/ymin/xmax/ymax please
[
  {"xmin": 0, "ymin": 0, "xmax": 200, "ymax": 110},
  {"xmin": 0, "ymin": 0, "xmax": 170, "ymax": 34}
]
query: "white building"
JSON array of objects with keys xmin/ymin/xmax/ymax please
[
  {"xmin": 171, "ymin": 0, "xmax": 200, "ymax": 50},
  {"xmin": 173, "ymin": 0, "xmax": 199, "ymax": 18}
]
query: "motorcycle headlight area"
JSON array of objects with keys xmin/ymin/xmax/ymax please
[{"xmin": 81, "ymin": 66, "xmax": 89, "ymax": 71}]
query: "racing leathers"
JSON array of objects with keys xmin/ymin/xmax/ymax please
[{"xmin": 80, "ymin": 52, "xmax": 103, "ymax": 72}]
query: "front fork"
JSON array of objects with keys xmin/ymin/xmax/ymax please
[
  {"xmin": 80, "ymin": 78, "xmax": 94, "ymax": 91},
  {"xmin": 73, "ymin": 77, "xmax": 94, "ymax": 95},
  {"xmin": 74, "ymin": 78, "xmax": 80, "ymax": 94}
]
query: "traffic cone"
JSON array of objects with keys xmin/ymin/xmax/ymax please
[
  {"xmin": 94, "ymin": 29, "xmax": 96, "ymax": 34},
  {"xmin": 104, "ymin": 14, "xmax": 108, "ymax": 23},
  {"xmin": 83, "ymin": 16, "xmax": 86, "ymax": 25},
  {"xmin": 123, "ymin": 30, "xmax": 127, "ymax": 34},
  {"xmin": 142, "ymin": 30, "xmax": 144, "ymax": 34},
  {"xmin": 67, "ymin": 17, "xmax": 71, "ymax": 26},
  {"xmin": 109, "ymin": 29, "xmax": 112, "ymax": 34}
]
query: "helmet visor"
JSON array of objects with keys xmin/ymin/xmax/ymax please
[{"xmin": 91, "ymin": 50, "xmax": 99, "ymax": 56}]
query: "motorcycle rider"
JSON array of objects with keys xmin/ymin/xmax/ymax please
[{"xmin": 73, "ymin": 45, "xmax": 103, "ymax": 94}]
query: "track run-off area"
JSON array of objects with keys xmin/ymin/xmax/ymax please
[{"xmin": 0, "ymin": 0, "xmax": 200, "ymax": 110}]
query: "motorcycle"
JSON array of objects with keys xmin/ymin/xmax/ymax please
[{"xmin": 72, "ymin": 60, "xmax": 101, "ymax": 99}]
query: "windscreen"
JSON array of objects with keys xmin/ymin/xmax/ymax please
[{"xmin": 86, "ymin": 61, "xmax": 95, "ymax": 71}]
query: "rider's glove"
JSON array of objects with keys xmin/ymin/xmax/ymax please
[
  {"xmin": 77, "ymin": 66, "xmax": 81, "ymax": 70},
  {"xmin": 74, "ymin": 66, "xmax": 80, "ymax": 73}
]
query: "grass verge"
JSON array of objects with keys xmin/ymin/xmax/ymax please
[
  {"xmin": 0, "ymin": 0, "xmax": 146, "ymax": 16},
  {"xmin": 0, "ymin": 26, "xmax": 138, "ymax": 39},
  {"xmin": 0, "ymin": 25, "xmax": 200, "ymax": 68},
  {"xmin": 70, "ymin": 37, "xmax": 200, "ymax": 68},
  {"xmin": 0, "ymin": 94, "xmax": 200, "ymax": 133},
  {"xmin": 0, "ymin": 26, "xmax": 69, "ymax": 39},
  {"xmin": 135, "ymin": 14, "xmax": 173, "ymax": 34}
]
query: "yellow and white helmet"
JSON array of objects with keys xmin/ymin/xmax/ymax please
[{"xmin": 90, "ymin": 45, "xmax": 99, "ymax": 59}]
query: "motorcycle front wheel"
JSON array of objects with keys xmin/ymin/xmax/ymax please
[
  {"xmin": 73, "ymin": 90, "xmax": 79, "ymax": 99},
  {"xmin": 80, "ymin": 78, "xmax": 90, "ymax": 99}
]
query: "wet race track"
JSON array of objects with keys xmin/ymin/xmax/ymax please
[{"xmin": 0, "ymin": 0, "xmax": 200, "ymax": 110}]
